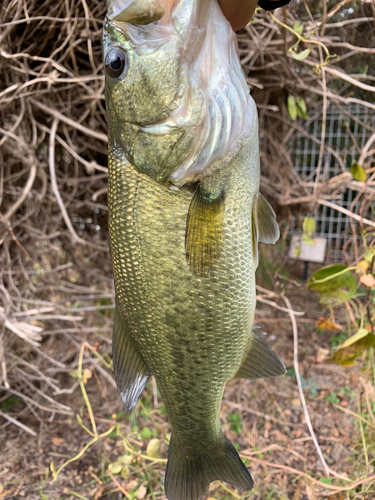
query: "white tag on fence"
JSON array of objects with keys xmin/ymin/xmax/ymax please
[{"xmin": 288, "ymin": 235, "xmax": 327, "ymax": 263}]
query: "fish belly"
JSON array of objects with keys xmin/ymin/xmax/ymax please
[{"xmin": 108, "ymin": 137, "xmax": 256, "ymax": 451}]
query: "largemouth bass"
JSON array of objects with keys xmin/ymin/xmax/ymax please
[{"xmin": 102, "ymin": 1, "xmax": 286, "ymax": 498}]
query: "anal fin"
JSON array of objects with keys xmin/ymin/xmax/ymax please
[
  {"xmin": 112, "ymin": 307, "xmax": 151, "ymax": 412},
  {"xmin": 185, "ymin": 184, "xmax": 225, "ymax": 276},
  {"xmin": 234, "ymin": 326, "xmax": 286, "ymax": 380}
]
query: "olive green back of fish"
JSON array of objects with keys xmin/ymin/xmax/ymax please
[{"xmin": 108, "ymin": 125, "xmax": 285, "ymax": 500}]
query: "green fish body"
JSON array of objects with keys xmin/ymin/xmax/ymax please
[{"xmin": 103, "ymin": 1, "xmax": 285, "ymax": 499}]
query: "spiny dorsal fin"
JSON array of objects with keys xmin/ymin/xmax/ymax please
[
  {"xmin": 112, "ymin": 307, "xmax": 151, "ymax": 412},
  {"xmin": 233, "ymin": 326, "xmax": 286, "ymax": 380},
  {"xmin": 185, "ymin": 185, "xmax": 225, "ymax": 276}
]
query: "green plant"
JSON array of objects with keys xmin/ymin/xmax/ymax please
[
  {"xmin": 1, "ymin": 395, "xmax": 22, "ymax": 413},
  {"xmin": 50, "ymin": 343, "xmax": 116, "ymax": 481},
  {"xmin": 325, "ymin": 392, "xmax": 340, "ymax": 405},
  {"xmin": 228, "ymin": 413, "xmax": 242, "ymax": 434},
  {"xmin": 307, "ymin": 247, "xmax": 375, "ymax": 365},
  {"xmin": 300, "ymin": 376, "xmax": 321, "ymax": 398}
]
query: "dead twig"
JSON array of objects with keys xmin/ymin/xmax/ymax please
[
  {"xmin": 48, "ymin": 119, "xmax": 89, "ymax": 246},
  {"xmin": 242, "ymin": 455, "xmax": 375, "ymax": 493},
  {"xmin": 281, "ymin": 294, "xmax": 331, "ymax": 477},
  {"xmin": 0, "ymin": 410, "xmax": 37, "ymax": 436}
]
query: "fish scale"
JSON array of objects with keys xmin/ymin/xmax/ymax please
[{"xmin": 109, "ymin": 137, "xmax": 254, "ymax": 440}]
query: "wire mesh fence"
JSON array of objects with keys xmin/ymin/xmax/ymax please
[{"xmin": 289, "ymin": 102, "xmax": 375, "ymax": 263}]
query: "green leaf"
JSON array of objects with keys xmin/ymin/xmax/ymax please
[
  {"xmin": 291, "ymin": 48, "xmax": 311, "ymax": 61},
  {"xmin": 293, "ymin": 21, "xmax": 304, "ymax": 35},
  {"xmin": 326, "ymin": 392, "xmax": 340, "ymax": 404},
  {"xmin": 307, "ymin": 264, "xmax": 357, "ymax": 305},
  {"xmin": 108, "ymin": 462, "xmax": 122, "ymax": 474},
  {"xmin": 228, "ymin": 413, "xmax": 242, "ymax": 434},
  {"xmin": 296, "ymin": 97, "xmax": 308, "ymax": 119},
  {"xmin": 1, "ymin": 395, "xmax": 22, "ymax": 413},
  {"xmin": 319, "ymin": 477, "xmax": 333, "ymax": 485},
  {"xmin": 327, "ymin": 330, "xmax": 375, "ymax": 365},
  {"xmin": 302, "ymin": 234, "xmax": 314, "ymax": 245},
  {"xmin": 302, "ymin": 216, "xmax": 315, "ymax": 237},
  {"xmin": 141, "ymin": 427, "xmax": 152, "ymax": 440},
  {"xmin": 340, "ymin": 328, "xmax": 369, "ymax": 348},
  {"xmin": 287, "ymin": 95, "xmax": 297, "ymax": 121},
  {"xmin": 146, "ymin": 438, "xmax": 161, "ymax": 458},
  {"xmin": 115, "ymin": 411, "xmax": 127, "ymax": 420},
  {"xmin": 118, "ymin": 454, "xmax": 133, "ymax": 465},
  {"xmin": 350, "ymin": 162, "xmax": 367, "ymax": 182},
  {"xmin": 120, "ymin": 466, "xmax": 129, "ymax": 479}
]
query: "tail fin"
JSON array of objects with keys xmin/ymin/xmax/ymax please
[{"xmin": 164, "ymin": 433, "xmax": 253, "ymax": 500}]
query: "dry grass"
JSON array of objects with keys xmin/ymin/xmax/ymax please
[{"xmin": 1, "ymin": 0, "xmax": 375, "ymax": 499}]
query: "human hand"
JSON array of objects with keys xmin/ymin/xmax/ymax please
[{"xmin": 219, "ymin": 0, "xmax": 291, "ymax": 31}]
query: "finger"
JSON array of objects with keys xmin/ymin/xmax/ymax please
[{"xmin": 218, "ymin": 0, "xmax": 258, "ymax": 31}]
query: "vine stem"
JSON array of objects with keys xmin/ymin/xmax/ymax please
[{"xmin": 268, "ymin": 11, "xmax": 331, "ymax": 61}]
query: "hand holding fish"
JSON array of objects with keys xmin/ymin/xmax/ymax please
[{"xmin": 219, "ymin": 0, "xmax": 292, "ymax": 30}]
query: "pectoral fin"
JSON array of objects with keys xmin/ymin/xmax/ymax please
[
  {"xmin": 112, "ymin": 307, "xmax": 151, "ymax": 412},
  {"xmin": 233, "ymin": 326, "xmax": 286, "ymax": 380},
  {"xmin": 251, "ymin": 193, "xmax": 280, "ymax": 268},
  {"xmin": 185, "ymin": 185, "xmax": 225, "ymax": 276}
]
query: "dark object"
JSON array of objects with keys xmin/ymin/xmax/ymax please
[
  {"xmin": 258, "ymin": 0, "xmax": 292, "ymax": 10},
  {"xmin": 303, "ymin": 260, "xmax": 309, "ymax": 282}
]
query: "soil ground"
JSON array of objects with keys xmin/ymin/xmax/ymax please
[{"xmin": 1, "ymin": 244, "xmax": 374, "ymax": 500}]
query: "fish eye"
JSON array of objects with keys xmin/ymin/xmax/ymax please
[{"xmin": 105, "ymin": 48, "xmax": 128, "ymax": 79}]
